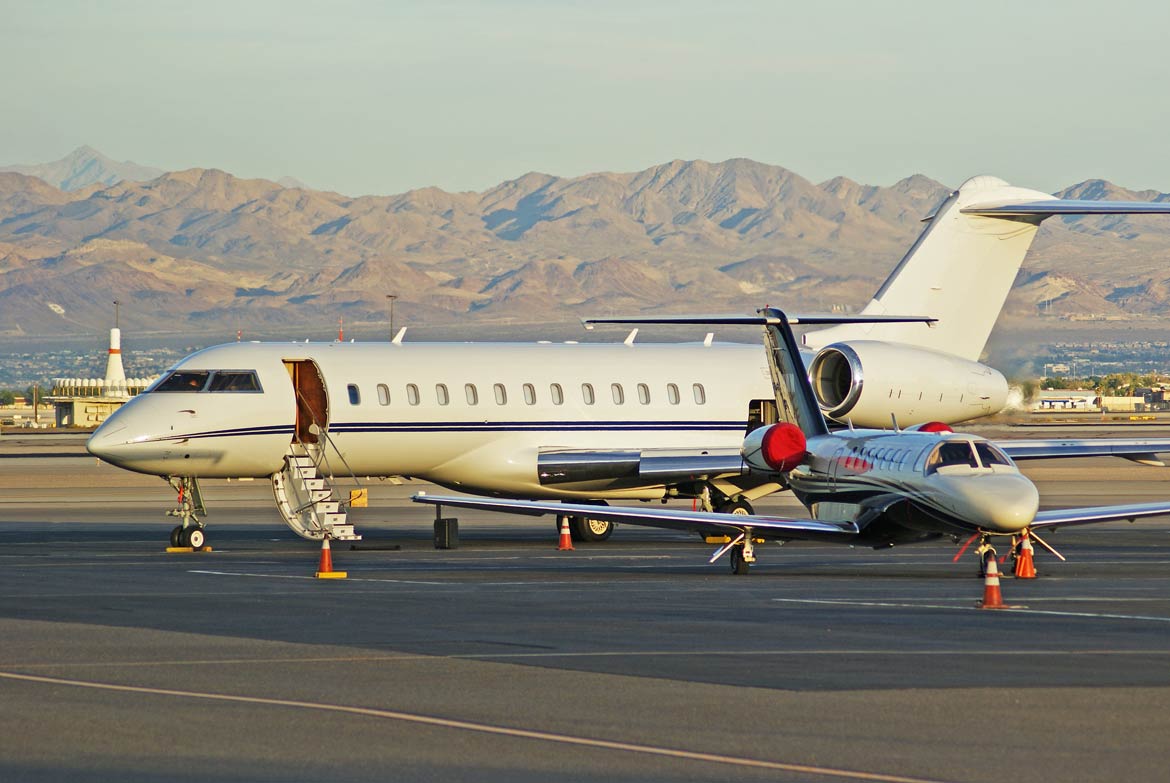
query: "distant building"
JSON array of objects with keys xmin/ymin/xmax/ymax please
[{"xmin": 47, "ymin": 327, "xmax": 158, "ymax": 427}]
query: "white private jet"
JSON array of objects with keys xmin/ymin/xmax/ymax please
[
  {"xmin": 86, "ymin": 175, "xmax": 1170, "ymax": 548},
  {"xmin": 415, "ymin": 308, "xmax": 1170, "ymax": 574}
]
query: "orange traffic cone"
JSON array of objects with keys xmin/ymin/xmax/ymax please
[
  {"xmin": 557, "ymin": 516, "xmax": 574, "ymax": 551},
  {"xmin": 979, "ymin": 557, "xmax": 1005, "ymax": 609},
  {"xmin": 1014, "ymin": 532, "xmax": 1037, "ymax": 579},
  {"xmin": 315, "ymin": 537, "xmax": 348, "ymax": 579}
]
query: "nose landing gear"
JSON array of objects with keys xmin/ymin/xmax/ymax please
[{"xmin": 166, "ymin": 476, "xmax": 209, "ymax": 551}]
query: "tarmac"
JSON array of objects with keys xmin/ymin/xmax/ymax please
[{"xmin": 1, "ymin": 431, "xmax": 1169, "ymax": 782}]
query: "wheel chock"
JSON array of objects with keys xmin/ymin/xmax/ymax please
[{"xmin": 165, "ymin": 546, "xmax": 214, "ymax": 553}]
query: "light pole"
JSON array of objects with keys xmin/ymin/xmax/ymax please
[{"xmin": 386, "ymin": 294, "xmax": 398, "ymax": 341}]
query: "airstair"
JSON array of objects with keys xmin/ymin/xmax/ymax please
[{"xmin": 271, "ymin": 443, "xmax": 361, "ymax": 541}]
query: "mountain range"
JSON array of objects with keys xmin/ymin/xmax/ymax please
[{"xmin": 2, "ymin": 147, "xmax": 1170, "ymax": 361}]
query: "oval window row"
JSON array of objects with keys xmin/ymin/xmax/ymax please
[{"xmin": 346, "ymin": 382, "xmax": 707, "ymax": 407}]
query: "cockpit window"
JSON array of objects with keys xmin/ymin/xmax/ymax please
[
  {"xmin": 207, "ymin": 371, "xmax": 262, "ymax": 392},
  {"xmin": 974, "ymin": 442, "xmax": 1011, "ymax": 467},
  {"xmin": 926, "ymin": 441, "xmax": 979, "ymax": 473},
  {"xmin": 153, "ymin": 371, "xmax": 211, "ymax": 392},
  {"xmin": 152, "ymin": 370, "xmax": 261, "ymax": 393}
]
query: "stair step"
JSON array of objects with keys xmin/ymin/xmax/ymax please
[
  {"xmin": 309, "ymin": 489, "xmax": 332, "ymax": 502},
  {"xmin": 323, "ymin": 512, "xmax": 348, "ymax": 526},
  {"xmin": 330, "ymin": 525, "xmax": 361, "ymax": 541},
  {"xmin": 302, "ymin": 478, "xmax": 326, "ymax": 491},
  {"xmin": 317, "ymin": 501, "xmax": 340, "ymax": 514}
]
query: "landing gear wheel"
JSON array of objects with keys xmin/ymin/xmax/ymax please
[
  {"xmin": 170, "ymin": 526, "xmax": 183, "ymax": 547},
  {"xmin": 730, "ymin": 546, "xmax": 751, "ymax": 575},
  {"xmin": 716, "ymin": 499, "xmax": 754, "ymax": 516},
  {"xmin": 571, "ymin": 516, "xmax": 614, "ymax": 542},
  {"xmin": 186, "ymin": 527, "xmax": 205, "ymax": 549}
]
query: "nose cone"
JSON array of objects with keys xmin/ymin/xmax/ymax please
[
  {"xmin": 87, "ymin": 418, "xmax": 134, "ymax": 467},
  {"xmin": 939, "ymin": 473, "xmax": 1039, "ymax": 533}
]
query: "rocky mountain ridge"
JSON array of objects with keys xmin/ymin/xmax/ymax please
[{"xmin": 1, "ymin": 150, "xmax": 1169, "ymax": 347}]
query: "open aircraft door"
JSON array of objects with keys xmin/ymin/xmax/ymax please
[{"xmin": 283, "ymin": 360, "xmax": 329, "ymax": 445}]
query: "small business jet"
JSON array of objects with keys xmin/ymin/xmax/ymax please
[
  {"xmin": 86, "ymin": 175, "xmax": 1170, "ymax": 547},
  {"xmin": 415, "ymin": 309, "xmax": 1170, "ymax": 574}
]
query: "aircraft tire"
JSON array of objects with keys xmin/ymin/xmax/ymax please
[
  {"xmin": 186, "ymin": 527, "xmax": 205, "ymax": 549},
  {"xmin": 730, "ymin": 547, "xmax": 751, "ymax": 575},
  {"xmin": 170, "ymin": 526, "xmax": 183, "ymax": 547},
  {"xmin": 572, "ymin": 515, "xmax": 614, "ymax": 542},
  {"xmin": 716, "ymin": 499, "xmax": 754, "ymax": 516}
]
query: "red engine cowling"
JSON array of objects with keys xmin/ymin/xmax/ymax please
[{"xmin": 742, "ymin": 422, "xmax": 807, "ymax": 473}]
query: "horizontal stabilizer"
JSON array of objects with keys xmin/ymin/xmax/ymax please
[
  {"xmin": 583, "ymin": 313, "xmax": 936, "ymax": 328},
  {"xmin": 963, "ymin": 199, "xmax": 1170, "ymax": 217}
]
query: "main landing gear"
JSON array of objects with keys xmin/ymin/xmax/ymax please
[
  {"xmin": 555, "ymin": 501, "xmax": 615, "ymax": 543},
  {"xmin": 166, "ymin": 476, "xmax": 208, "ymax": 549},
  {"xmin": 712, "ymin": 529, "xmax": 757, "ymax": 575}
]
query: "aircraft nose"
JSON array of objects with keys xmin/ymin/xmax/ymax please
[
  {"xmin": 942, "ymin": 473, "xmax": 1039, "ymax": 533},
  {"xmin": 86, "ymin": 420, "xmax": 133, "ymax": 466}
]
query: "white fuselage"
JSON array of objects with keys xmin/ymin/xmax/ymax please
[
  {"xmin": 89, "ymin": 340, "xmax": 773, "ymax": 499},
  {"xmin": 790, "ymin": 429, "xmax": 1040, "ymax": 536}
]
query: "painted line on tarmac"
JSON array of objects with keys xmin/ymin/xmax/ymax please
[
  {"xmin": 189, "ymin": 570, "xmax": 449, "ymax": 586},
  {"xmin": 0, "ymin": 670, "xmax": 950, "ymax": 783},
  {"xmin": 771, "ymin": 598, "xmax": 1170, "ymax": 623},
  {"xmin": 6, "ymin": 647, "xmax": 1170, "ymax": 671}
]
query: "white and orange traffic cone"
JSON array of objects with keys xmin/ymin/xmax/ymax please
[
  {"xmin": 315, "ymin": 537, "xmax": 348, "ymax": 579},
  {"xmin": 556, "ymin": 516, "xmax": 574, "ymax": 551},
  {"xmin": 978, "ymin": 557, "xmax": 1005, "ymax": 609},
  {"xmin": 1014, "ymin": 532, "xmax": 1037, "ymax": 579}
]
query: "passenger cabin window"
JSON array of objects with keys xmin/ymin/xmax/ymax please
[
  {"xmin": 582, "ymin": 383, "xmax": 595, "ymax": 405},
  {"xmin": 347, "ymin": 384, "xmax": 360, "ymax": 405},
  {"xmin": 611, "ymin": 383, "xmax": 624, "ymax": 404},
  {"xmin": 523, "ymin": 383, "xmax": 536, "ymax": 405},
  {"xmin": 550, "ymin": 383, "xmax": 564, "ymax": 405},
  {"xmin": 154, "ymin": 370, "xmax": 210, "ymax": 392},
  {"xmin": 377, "ymin": 384, "xmax": 390, "ymax": 406},
  {"xmin": 494, "ymin": 383, "xmax": 507, "ymax": 405},
  {"xmin": 926, "ymin": 441, "xmax": 979, "ymax": 473},
  {"xmin": 637, "ymin": 383, "xmax": 650, "ymax": 404},
  {"xmin": 693, "ymin": 383, "xmax": 706, "ymax": 404},
  {"xmin": 436, "ymin": 384, "xmax": 449, "ymax": 405},
  {"xmin": 407, "ymin": 384, "xmax": 420, "ymax": 406},
  {"xmin": 465, "ymin": 384, "xmax": 478, "ymax": 405},
  {"xmin": 667, "ymin": 383, "xmax": 680, "ymax": 405}
]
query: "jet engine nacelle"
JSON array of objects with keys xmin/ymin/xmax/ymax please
[
  {"xmin": 807, "ymin": 341, "xmax": 1008, "ymax": 428},
  {"xmin": 741, "ymin": 422, "xmax": 807, "ymax": 473}
]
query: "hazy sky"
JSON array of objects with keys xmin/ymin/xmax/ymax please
[{"xmin": 4, "ymin": 1, "xmax": 1170, "ymax": 196}]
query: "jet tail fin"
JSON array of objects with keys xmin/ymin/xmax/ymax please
[{"xmin": 804, "ymin": 175, "xmax": 1170, "ymax": 362}]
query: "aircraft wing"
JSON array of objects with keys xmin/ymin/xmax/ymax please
[
  {"xmin": 998, "ymin": 438, "xmax": 1170, "ymax": 466},
  {"xmin": 1032, "ymin": 501, "xmax": 1170, "ymax": 529},
  {"xmin": 963, "ymin": 199, "xmax": 1170, "ymax": 217},
  {"xmin": 412, "ymin": 493, "xmax": 859, "ymax": 540}
]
